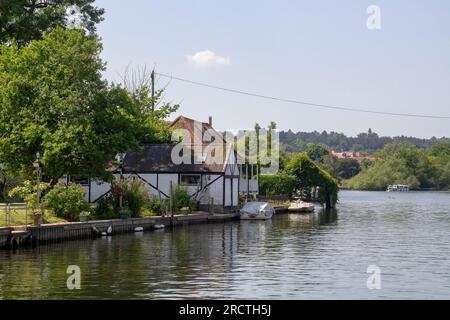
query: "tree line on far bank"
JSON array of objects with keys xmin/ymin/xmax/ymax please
[
  {"xmin": 262, "ymin": 140, "xmax": 450, "ymax": 196},
  {"xmin": 280, "ymin": 128, "xmax": 449, "ymax": 154},
  {"xmin": 345, "ymin": 141, "xmax": 450, "ymax": 191}
]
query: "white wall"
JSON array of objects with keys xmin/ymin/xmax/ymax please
[
  {"xmin": 89, "ymin": 180, "xmax": 111, "ymax": 203},
  {"xmin": 137, "ymin": 173, "xmax": 158, "ymax": 196},
  {"xmin": 198, "ymin": 175, "xmax": 223, "ymax": 205},
  {"xmin": 157, "ymin": 174, "xmax": 179, "ymax": 198}
]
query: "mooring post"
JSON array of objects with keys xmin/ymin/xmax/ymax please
[
  {"xmin": 169, "ymin": 181, "xmax": 174, "ymax": 227},
  {"xmin": 210, "ymin": 197, "xmax": 214, "ymax": 215}
]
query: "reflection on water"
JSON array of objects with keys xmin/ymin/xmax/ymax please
[{"xmin": 1, "ymin": 191, "xmax": 450, "ymax": 299}]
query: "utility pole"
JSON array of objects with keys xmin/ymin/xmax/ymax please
[{"xmin": 151, "ymin": 69, "xmax": 155, "ymax": 112}]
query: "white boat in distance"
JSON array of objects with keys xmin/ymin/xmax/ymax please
[
  {"xmin": 387, "ymin": 184, "xmax": 410, "ymax": 192},
  {"xmin": 240, "ymin": 202, "xmax": 275, "ymax": 220}
]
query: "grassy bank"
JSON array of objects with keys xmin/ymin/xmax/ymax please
[{"xmin": 0, "ymin": 208, "xmax": 68, "ymax": 227}]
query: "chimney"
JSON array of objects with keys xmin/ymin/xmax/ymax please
[{"xmin": 208, "ymin": 116, "xmax": 212, "ymax": 126}]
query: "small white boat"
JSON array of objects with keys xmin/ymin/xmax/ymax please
[
  {"xmin": 387, "ymin": 184, "xmax": 409, "ymax": 192},
  {"xmin": 240, "ymin": 202, "xmax": 275, "ymax": 220}
]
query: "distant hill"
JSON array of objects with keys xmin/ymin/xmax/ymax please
[{"xmin": 279, "ymin": 128, "xmax": 450, "ymax": 153}]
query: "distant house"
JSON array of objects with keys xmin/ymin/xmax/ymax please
[
  {"xmin": 331, "ymin": 150, "xmax": 376, "ymax": 162},
  {"xmin": 71, "ymin": 116, "xmax": 259, "ymax": 212}
]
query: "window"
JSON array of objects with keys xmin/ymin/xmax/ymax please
[
  {"xmin": 180, "ymin": 174, "xmax": 201, "ymax": 186},
  {"xmin": 71, "ymin": 177, "xmax": 89, "ymax": 186}
]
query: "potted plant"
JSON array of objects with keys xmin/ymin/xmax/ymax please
[
  {"xmin": 119, "ymin": 209, "xmax": 130, "ymax": 220},
  {"xmin": 79, "ymin": 211, "xmax": 91, "ymax": 222}
]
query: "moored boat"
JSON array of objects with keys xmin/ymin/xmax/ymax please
[
  {"xmin": 240, "ymin": 202, "xmax": 275, "ymax": 220},
  {"xmin": 387, "ymin": 184, "xmax": 409, "ymax": 192}
]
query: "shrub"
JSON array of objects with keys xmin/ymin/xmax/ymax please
[
  {"xmin": 147, "ymin": 195, "xmax": 169, "ymax": 216},
  {"xmin": 122, "ymin": 179, "xmax": 149, "ymax": 217},
  {"xmin": 43, "ymin": 182, "xmax": 90, "ymax": 221},
  {"xmin": 92, "ymin": 196, "xmax": 117, "ymax": 220},
  {"xmin": 8, "ymin": 180, "xmax": 51, "ymax": 210},
  {"xmin": 92, "ymin": 177, "xmax": 150, "ymax": 219},
  {"xmin": 172, "ymin": 186, "xmax": 197, "ymax": 213},
  {"xmin": 259, "ymin": 173, "xmax": 297, "ymax": 197}
]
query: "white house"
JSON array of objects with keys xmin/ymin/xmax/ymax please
[{"xmin": 73, "ymin": 116, "xmax": 259, "ymax": 212}]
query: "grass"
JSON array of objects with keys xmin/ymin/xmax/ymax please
[
  {"xmin": 0, "ymin": 205, "xmax": 163, "ymax": 227},
  {"xmin": 0, "ymin": 208, "xmax": 68, "ymax": 227}
]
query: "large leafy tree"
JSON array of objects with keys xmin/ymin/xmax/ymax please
[
  {"xmin": 0, "ymin": 28, "xmax": 174, "ymax": 182},
  {"xmin": 286, "ymin": 153, "xmax": 339, "ymax": 208},
  {"xmin": 0, "ymin": 0, "xmax": 104, "ymax": 46}
]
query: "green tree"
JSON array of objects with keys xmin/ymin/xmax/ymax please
[
  {"xmin": 286, "ymin": 153, "xmax": 339, "ymax": 208},
  {"xmin": 0, "ymin": 28, "xmax": 176, "ymax": 182},
  {"xmin": 0, "ymin": 0, "xmax": 104, "ymax": 46},
  {"xmin": 305, "ymin": 143, "xmax": 330, "ymax": 162}
]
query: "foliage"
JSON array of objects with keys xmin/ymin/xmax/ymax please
[
  {"xmin": 92, "ymin": 197, "xmax": 116, "ymax": 220},
  {"xmin": 0, "ymin": 167, "xmax": 23, "ymax": 202},
  {"xmin": 0, "ymin": 0, "xmax": 104, "ymax": 46},
  {"xmin": 92, "ymin": 178, "xmax": 150, "ymax": 219},
  {"xmin": 345, "ymin": 142, "xmax": 450, "ymax": 190},
  {"xmin": 305, "ymin": 144, "xmax": 330, "ymax": 162},
  {"xmin": 8, "ymin": 180, "xmax": 50, "ymax": 209},
  {"xmin": 119, "ymin": 179, "xmax": 150, "ymax": 217},
  {"xmin": 320, "ymin": 155, "xmax": 361, "ymax": 180},
  {"xmin": 259, "ymin": 173, "xmax": 297, "ymax": 197},
  {"xmin": 172, "ymin": 186, "xmax": 197, "ymax": 213},
  {"xmin": 286, "ymin": 153, "xmax": 339, "ymax": 206},
  {"xmin": 147, "ymin": 196, "xmax": 168, "ymax": 216},
  {"xmin": 280, "ymin": 128, "xmax": 450, "ymax": 154},
  {"xmin": 0, "ymin": 28, "xmax": 178, "ymax": 182},
  {"xmin": 43, "ymin": 182, "xmax": 90, "ymax": 221}
]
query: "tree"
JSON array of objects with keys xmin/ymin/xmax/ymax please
[
  {"xmin": 305, "ymin": 144, "xmax": 329, "ymax": 162},
  {"xmin": 0, "ymin": 0, "xmax": 104, "ymax": 46},
  {"xmin": 286, "ymin": 153, "xmax": 339, "ymax": 208},
  {"xmin": 0, "ymin": 28, "xmax": 176, "ymax": 182}
]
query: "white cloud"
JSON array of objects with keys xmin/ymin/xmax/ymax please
[{"xmin": 187, "ymin": 50, "xmax": 231, "ymax": 67}]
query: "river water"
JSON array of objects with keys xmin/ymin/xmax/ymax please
[{"xmin": 1, "ymin": 191, "xmax": 450, "ymax": 299}]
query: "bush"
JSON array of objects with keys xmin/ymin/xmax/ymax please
[
  {"xmin": 43, "ymin": 182, "xmax": 90, "ymax": 221},
  {"xmin": 8, "ymin": 180, "xmax": 50, "ymax": 210},
  {"xmin": 120, "ymin": 179, "xmax": 149, "ymax": 217},
  {"xmin": 172, "ymin": 186, "xmax": 197, "ymax": 213},
  {"xmin": 147, "ymin": 196, "xmax": 169, "ymax": 216},
  {"xmin": 92, "ymin": 196, "xmax": 117, "ymax": 220},
  {"xmin": 259, "ymin": 173, "xmax": 297, "ymax": 197},
  {"xmin": 92, "ymin": 177, "xmax": 150, "ymax": 219}
]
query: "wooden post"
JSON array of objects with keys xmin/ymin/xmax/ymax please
[
  {"xmin": 158, "ymin": 190, "xmax": 163, "ymax": 217},
  {"xmin": 210, "ymin": 197, "xmax": 214, "ymax": 214}
]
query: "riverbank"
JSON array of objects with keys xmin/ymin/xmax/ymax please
[
  {"xmin": 0, "ymin": 212, "xmax": 242, "ymax": 250},
  {"xmin": 0, "ymin": 205, "xmax": 292, "ymax": 250}
]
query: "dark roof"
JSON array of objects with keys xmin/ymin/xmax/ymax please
[{"xmin": 123, "ymin": 144, "xmax": 226, "ymax": 173}]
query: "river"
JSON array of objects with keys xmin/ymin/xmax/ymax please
[{"xmin": 1, "ymin": 191, "xmax": 450, "ymax": 299}]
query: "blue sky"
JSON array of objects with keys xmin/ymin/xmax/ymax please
[{"xmin": 95, "ymin": 0, "xmax": 450, "ymax": 138}]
